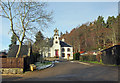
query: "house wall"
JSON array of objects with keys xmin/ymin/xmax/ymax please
[
  {"xmin": 43, "ymin": 46, "xmax": 73, "ymax": 60},
  {"xmin": 51, "ymin": 35, "xmax": 61, "ymax": 57},
  {"xmin": 61, "ymin": 47, "xmax": 73, "ymax": 60}
]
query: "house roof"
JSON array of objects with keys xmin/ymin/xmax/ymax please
[
  {"xmin": 49, "ymin": 39, "xmax": 53, "ymax": 47},
  {"xmin": 0, "ymin": 52, "xmax": 7, "ymax": 56},
  {"xmin": 7, "ymin": 45, "xmax": 30, "ymax": 57},
  {"xmin": 49, "ymin": 40, "xmax": 72, "ymax": 47},
  {"xmin": 60, "ymin": 41, "xmax": 72, "ymax": 47},
  {"xmin": 101, "ymin": 45, "xmax": 120, "ymax": 52}
]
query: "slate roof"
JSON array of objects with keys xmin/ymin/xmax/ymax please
[
  {"xmin": 0, "ymin": 52, "xmax": 7, "ymax": 58},
  {"xmin": 7, "ymin": 45, "xmax": 31, "ymax": 57},
  {"xmin": 49, "ymin": 39, "xmax": 53, "ymax": 47},
  {"xmin": 0, "ymin": 52, "xmax": 7, "ymax": 56},
  {"xmin": 60, "ymin": 41, "xmax": 72, "ymax": 47},
  {"xmin": 101, "ymin": 45, "xmax": 120, "ymax": 52},
  {"xmin": 49, "ymin": 39, "xmax": 72, "ymax": 47}
]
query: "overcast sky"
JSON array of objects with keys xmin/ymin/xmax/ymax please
[{"xmin": 0, "ymin": 1, "xmax": 118, "ymax": 51}]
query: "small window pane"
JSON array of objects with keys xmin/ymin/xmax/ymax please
[
  {"xmin": 67, "ymin": 48, "xmax": 70, "ymax": 52},
  {"xmin": 62, "ymin": 53, "xmax": 65, "ymax": 57},
  {"xmin": 62, "ymin": 48, "xmax": 65, "ymax": 52}
]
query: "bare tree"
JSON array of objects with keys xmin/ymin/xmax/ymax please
[{"xmin": 1, "ymin": 1, "xmax": 53, "ymax": 58}]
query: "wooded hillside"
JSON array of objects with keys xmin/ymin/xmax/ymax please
[{"xmin": 60, "ymin": 15, "xmax": 120, "ymax": 52}]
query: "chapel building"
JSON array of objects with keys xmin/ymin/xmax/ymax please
[{"xmin": 43, "ymin": 28, "xmax": 73, "ymax": 60}]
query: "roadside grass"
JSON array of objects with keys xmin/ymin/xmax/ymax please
[
  {"xmin": 79, "ymin": 60, "xmax": 103, "ymax": 64},
  {"xmin": 79, "ymin": 60, "xmax": 118, "ymax": 66}
]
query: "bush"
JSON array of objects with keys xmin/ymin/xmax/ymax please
[
  {"xmin": 80, "ymin": 55, "xmax": 97, "ymax": 61},
  {"xmin": 96, "ymin": 55, "xmax": 101, "ymax": 62},
  {"xmin": 32, "ymin": 52, "xmax": 41, "ymax": 62},
  {"xmin": 73, "ymin": 52, "xmax": 80, "ymax": 60}
]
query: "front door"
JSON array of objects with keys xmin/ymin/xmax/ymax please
[
  {"xmin": 67, "ymin": 54, "xmax": 70, "ymax": 60},
  {"xmin": 55, "ymin": 50, "xmax": 59, "ymax": 58}
]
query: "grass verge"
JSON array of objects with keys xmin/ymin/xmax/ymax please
[{"xmin": 79, "ymin": 60, "xmax": 118, "ymax": 66}]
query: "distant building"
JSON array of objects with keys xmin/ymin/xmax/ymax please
[
  {"xmin": 101, "ymin": 45, "xmax": 120, "ymax": 65},
  {"xmin": 0, "ymin": 52, "xmax": 7, "ymax": 58},
  {"xmin": 8, "ymin": 45, "xmax": 32, "ymax": 58},
  {"xmin": 42, "ymin": 28, "xmax": 73, "ymax": 60}
]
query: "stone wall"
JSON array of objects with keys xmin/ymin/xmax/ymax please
[{"xmin": 0, "ymin": 68, "xmax": 23, "ymax": 74}]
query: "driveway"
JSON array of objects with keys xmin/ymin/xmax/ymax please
[{"xmin": 2, "ymin": 61, "xmax": 118, "ymax": 81}]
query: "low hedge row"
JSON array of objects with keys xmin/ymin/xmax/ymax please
[{"xmin": 80, "ymin": 55, "xmax": 97, "ymax": 61}]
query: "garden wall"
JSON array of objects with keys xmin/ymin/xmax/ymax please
[{"xmin": 0, "ymin": 57, "xmax": 31, "ymax": 74}]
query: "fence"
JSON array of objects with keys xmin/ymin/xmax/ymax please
[
  {"xmin": 0, "ymin": 58, "xmax": 24, "ymax": 68},
  {"xmin": 0, "ymin": 57, "xmax": 31, "ymax": 70}
]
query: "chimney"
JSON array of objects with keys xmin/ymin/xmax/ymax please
[{"xmin": 62, "ymin": 38, "xmax": 65, "ymax": 42}]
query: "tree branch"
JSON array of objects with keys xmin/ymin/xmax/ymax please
[{"xmin": 1, "ymin": 4, "xmax": 9, "ymax": 19}]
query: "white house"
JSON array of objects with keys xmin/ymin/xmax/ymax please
[{"xmin": 42, "ymin": 28, "xmax": 73, "ymax": 60}]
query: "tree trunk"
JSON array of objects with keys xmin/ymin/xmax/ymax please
[
  {"xmin": 103, "ymin": 39, "xmax": 106, "ymax": 48},
  {"xmin": 16, "ymin": 42, "xmax": 22, "ymax": 58}
]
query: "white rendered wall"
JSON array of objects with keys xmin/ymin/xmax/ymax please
[
  {"xmin": 52, "ymin": 35, "xmax": 61, "ymax": 57},
  {"xmin": 61, "ymin": 47, "xmax": 73, "ymax": 60}
]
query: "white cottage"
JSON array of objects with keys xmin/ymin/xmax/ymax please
[{"xmin": 43, "ymin": 28, "xmax": 73, "ymax": 60}]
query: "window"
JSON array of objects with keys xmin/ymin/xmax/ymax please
[
  {"xmin": 48, "ymin": 53, "xmax": 51, "ymax": 57},
  {"xmin": 67, "ymin": 48, "xmax": 70, "ymax": 52},
  {"xmin": 62, "ymin": 48, "xmax": 65, "ymax": 52},
  {"xmin": 56, "ymin": 37, "xmax": 57, "ymax": 39},
  {"xmin": 62, "ymin": 53, "xmax": 65, "ymax": 57}
]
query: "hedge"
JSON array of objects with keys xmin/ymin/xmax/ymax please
[{"xmin": 80, "ymin": 55, "xmax": 97, "ymax": 61}]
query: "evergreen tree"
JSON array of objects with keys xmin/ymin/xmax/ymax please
[
  {"xmin": 66, "ymin": 31, "xmax": 68, "ymax": 34},
  {"xmin": 9, "ymin": 34, "xmax": 17, "ymax": 48},
  {"xmin": 106, "ymin": 16, "xmax": 116, "ymax": 28},
  {"xmin": 33, "ymin": 31, "xmax": 44, "ymax": 53},
  {"xmin": 35, "ymin": 31, "xmax": 44, "ymax": 43}
]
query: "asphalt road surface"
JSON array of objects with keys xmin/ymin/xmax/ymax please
[{"xmin": 2, "ymin": 61, "xmax": 118, "ymax": 81}]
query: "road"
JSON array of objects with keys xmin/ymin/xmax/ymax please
[{"xmin": 2, "ymin": 61, "xmax": 118, "ymax": 81}]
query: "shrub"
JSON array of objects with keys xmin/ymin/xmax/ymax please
[
  {"xmin": 73, "ymin": 52, "xmax": 80, "ymax": 60},
  {"xmin": 32, "ymin": 52, "xmax": 41, "ymax": 62},
  {"xmin": 96, "ymin": 54, "xmax": 101, "ymax": 62},
  {"xmin": 80, "ymin": 55, "xmax": 97, "ymax": 61}
]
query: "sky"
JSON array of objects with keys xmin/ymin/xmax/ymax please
[{"xmin": 0, "ymin": 1, "xmax": 119, "ymax": 51}]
